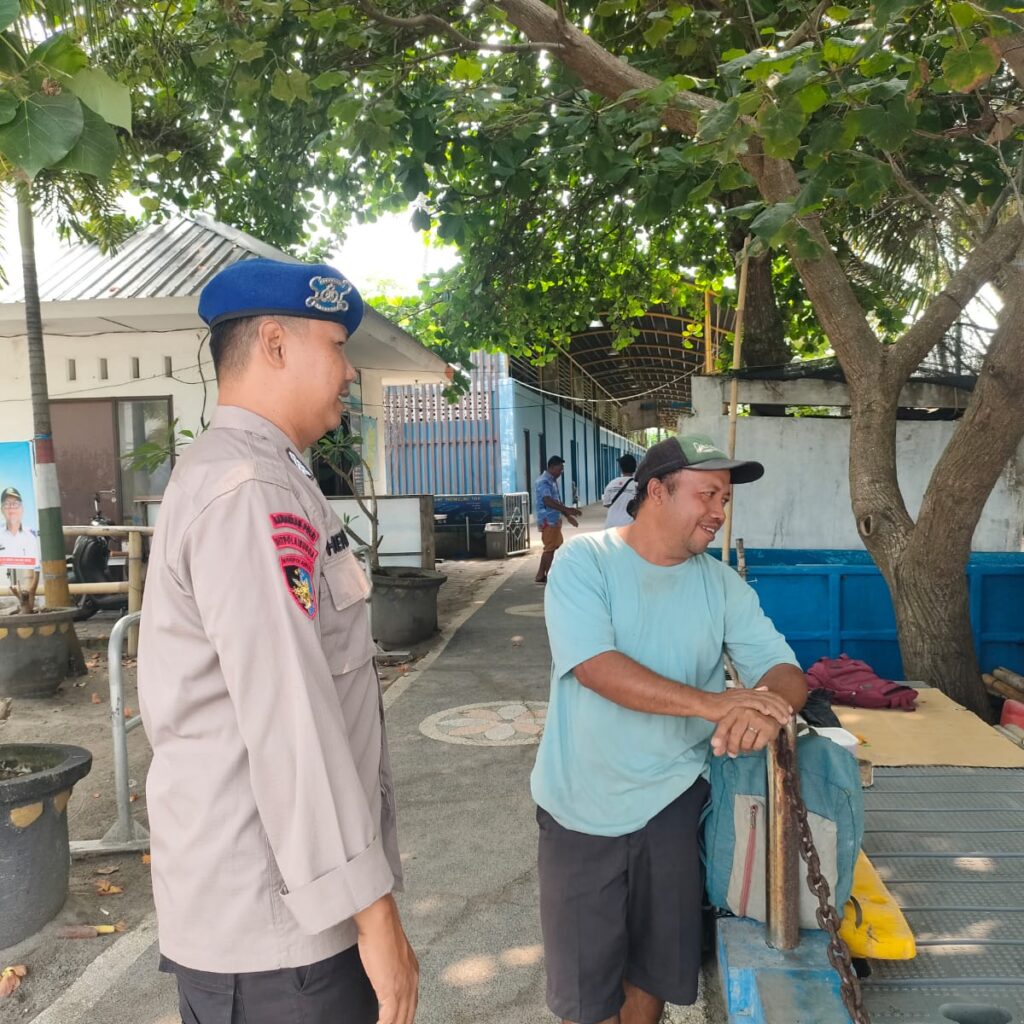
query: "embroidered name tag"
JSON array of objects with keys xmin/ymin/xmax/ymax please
[{"xmin": 326, "ymin": 530, "xmax": 349, "ymax": 556}]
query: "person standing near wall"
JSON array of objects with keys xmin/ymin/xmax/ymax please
[
  {"xmin": 600, "ymin": 454, "xmax": 637, "ymax": 529},
  {"xmin": 534, "ymin": 455, "xmax": 581, "ymax": 584}
]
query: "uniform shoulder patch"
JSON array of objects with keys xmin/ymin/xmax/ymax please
[
  {"xmin": 269, "ymin": 512, "xmax": 319, "ymax": 544},
  {"xmin": 279, "ymin": 554, "xmax": 317, "ymax": 619},
  {"xmin": 326, "ymin": 529, "xmax": 349, "ymax": 556}
]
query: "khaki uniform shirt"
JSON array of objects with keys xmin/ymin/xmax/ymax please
[{"xmin": 138, "ymin": 406, "xmax": 401, "ymax": 972}]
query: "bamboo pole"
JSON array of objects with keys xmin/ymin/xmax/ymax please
[
  {"xmin": 720, "ymin": 239, "xmax": 751, "ymax": 565},
  {"xmin": 127, "ymin": 531, "xmax": 144, "ymax": 657},
  {"xmin": 703, "ymin": 289, "xmax": 713, "ymax": 374}
]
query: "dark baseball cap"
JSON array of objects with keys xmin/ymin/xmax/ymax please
[{"xmin": 635, "ymin": 433, "xmax": 764, "ymax": 489}]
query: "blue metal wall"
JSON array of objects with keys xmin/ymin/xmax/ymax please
[
  {"xmin": 726, "ymin": 549, "xmax": 1024, "ymax": 680},
  {"xmin": 385, "ymin": 365, "xmax": 644, "ymax": 500}
]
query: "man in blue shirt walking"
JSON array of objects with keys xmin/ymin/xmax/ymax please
[
  {"xmin": 532, "ymin": 433, "xmax": 807, "ymax": 1024},
  {"xmin": 534, "ymin": 455, "xmax": 581, "ymax": 584}
]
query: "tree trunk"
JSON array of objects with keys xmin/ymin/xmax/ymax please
[
  {"xmin": 728, "ymin": 226, "xmax": 791, "ymax": 371},
  {"xmin": 17, "ymin": 182, "xmax": 72, "ymax": 610},
  {"xmin": 890, "ymin": 553, "xmax": 988, "ymax": 717}
]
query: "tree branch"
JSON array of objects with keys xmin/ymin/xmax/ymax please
[
  {"xmin": 352, "ymin": 0, "xmax": 562, "ymax": 53},
  {"xmin": 909, "ymin": 256, "xmax": 1024, "ymax": 562},
  {"xmin": 889, "ymin": 215, "xmax": 1024, "ymax": 382},
  {"xmin": 494, "ymin": 0, "xmax": 882, "ymax": 378},
  {"xmin": 781, "ymin": 0, "xmax": 830, "ymax": 51}
]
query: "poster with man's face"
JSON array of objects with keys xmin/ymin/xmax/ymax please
[{"xmin": 0, "ymin": 442, "xmax": 41, "ymax": 571}]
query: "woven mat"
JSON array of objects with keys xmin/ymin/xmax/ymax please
[{"xmin": 834, "ymin": 689, "xmax": 1024, "ymax": 768}]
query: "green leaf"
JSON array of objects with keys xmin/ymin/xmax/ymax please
[
  {"xmin": 826, "ymin": 5, "xmax": 851, "ymax": 18},
  {"xmin": 0, "ymin": 89, "xmax": 17, "ymax": 126},
  {"xmin": 0, "ymin": 0, "xmax": 18, "ymax": 33},
  {"xmin": 697, "ymin": 97, "xmax": 741, "ymax": 141},
  {"xmin": 452, "ymin": 57, "xmax": 483, "ymax": 82},
  {"xmin": 718, "ymin": 162, "xmax": 754, "ymax": 190},
  {"xmin": 859, "ymin": 99, "xmax": 915, "ymax": 149},
  {"xmin": 749, "ymin": 201, "xmax": 796, "ymax": 244},
  {"xmin": 688, "ymin": 176, "xmax": 715, "ymax": 202},
  {"xmin": 759, "ymin": 97, "xmax": 807, "ymax": 160},
  {"xmin": 28, "ymin": 33, "xmax": 88, "ymax": 74},
  {"xmin": 270, "ymin": 69, "xmax": 311, "ymax": 104},
  {"xmin": 643, "ymin": 18, "xmax": 673, "ymax": 46},
  {"xmin": 0, "ymin": 92, "xmax": 83, "ymax": 178},
  {"xmin": 313, "ymin": 70, "xmax": 347, "ymax": 90},
  {"xmin": 948, "ymin": 2, "xmax": 978, "ymax": 27},
  {"xmin": 796, "ymin": 83, "xmax": 828, "ymax": 113},
  {"xmin": 872, "ymin": 0, "xmax": 914, "ymax": 23},
  {"xmin": 845, "ymin": 158, "xmax": 893, "ymax": 206},
  {"xmin": 68, "ymin": 68, "xmax": 131, "ymax": 132},
  {"xmin": 139, "ymin": 195, "xmax": 161, "ymax": 212},
  {"xmin": 229, "ymin": 39, "xmax": 267, "ymax": 62},
  {"xmin": 941, "ymin": 41, "xmax": 1000, "ymax": 92},
  {"xmin": 822, "ymin": 36, "xmax": 860, "ymax": 65},
  {"xmin": 54, "ymin": 101, "xmax": 118, "ymax": 179},
  {"xmin": 192, "ymin": 45, "xmax": 219, "ymax": 67}
]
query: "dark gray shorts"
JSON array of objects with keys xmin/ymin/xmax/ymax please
[
  {"xmin": 536, "ymin": 778, "xmax": 710, "ymax": 1024},
  {"xmin": 160, "ymin": 945, "xmax": 376, "ymax": 1024}
]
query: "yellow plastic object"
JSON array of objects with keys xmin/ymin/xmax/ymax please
[{"xmin": 839, "ymin": 851, "xmax": 916, "ymax": 960}]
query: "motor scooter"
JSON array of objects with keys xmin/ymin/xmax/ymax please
[{"xmin": 67, "ymin": 491, "xmax": 128, "ymax": 622}]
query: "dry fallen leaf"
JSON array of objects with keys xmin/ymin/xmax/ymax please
[
  {"xmin": 510, "ymin": 635, "xmax": 524, "ymax": 646},
  {"xmin": 93, "ymin": 865, "xmax": 119, "ymax": 876},
  {"xmin": 94, "ymin": 879, "xmax": 124, "ymax": 896},
  {"xmin": 141, "ymin": 853, "xmax": 151, "ymax": 865},
  {"xmin": 90, "ymin": 693, "xmax": 101, "ymax": 705},
  {"xmin": 91, "ymin": 792, "xmax": 100, "ymax": 799},
  {"xmin": 123, "ymin": 707, "xmax": 134, "ymax": 718},
  {"xmin": 57, "ymin": 925, "xmax": 102, "ymax": 939},
  {"xmin": 129, "ymin": 792, "xmax": 139, "ymax": 803},
  {"xmin": 0, "ymin": 965, "xmax": 26, "ymax": 998}
]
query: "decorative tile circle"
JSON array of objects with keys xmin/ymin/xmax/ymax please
[
  {"xmin": 503, "ymin": 603, "xmax": 544, "ymax": 617},
  {"xmin": 419, "ymin": 701, "xmax": 548, "ymax": 746}
]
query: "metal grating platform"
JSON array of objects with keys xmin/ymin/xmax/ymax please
[{"xmin": 860, "ymin": 767, "xmax": 1024, "ymax": 1023}]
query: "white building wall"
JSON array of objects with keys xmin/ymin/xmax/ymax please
[{"xmin": 684, "ymin": 375, "xmax": 1024, "ymax": 551}]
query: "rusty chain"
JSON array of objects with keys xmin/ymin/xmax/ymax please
[{"xmin": 776, "ymin": 734, "xmax": 872, "ymax": 1024}]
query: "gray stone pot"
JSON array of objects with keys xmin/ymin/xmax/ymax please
[
  {"xmin": 0, "ymin": 608, "xmax": 75, "ymax": 699},
  {"xmin": 0, "ymin": 743, "xmax": 92, "ymax": 949},
  {"xmin": 371, "ymin": 567, "xmax": 447, "ymax": 648}
]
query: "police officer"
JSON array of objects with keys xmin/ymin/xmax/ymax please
[{"xmin": 138, "ymin": 259, "xmax": 418, "ymax": 1024}]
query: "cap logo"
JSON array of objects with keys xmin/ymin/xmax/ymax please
[
  {"xmin": 692, "ymin": 441, "xmax": 718, "ymax": 454},
  {"xmin": 306, "ymin": 275, "xmax": 352, "ymax": 313}
]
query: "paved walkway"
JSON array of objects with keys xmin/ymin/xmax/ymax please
[{"xmin": 18, "ymin": 507, "xmax": 722, "ymax": 1024}]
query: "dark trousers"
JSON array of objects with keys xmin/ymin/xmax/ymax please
[{"xmin": 161, "ymin": 946, "xmax": 376, "ymax": 1024}]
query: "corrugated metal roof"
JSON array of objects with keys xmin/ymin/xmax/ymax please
[{"xmin": 1, "ymin": 214, "xmax": 297, "ymax": 304}]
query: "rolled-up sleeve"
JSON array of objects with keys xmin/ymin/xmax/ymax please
[{"xmin": 183, "ymin": 478, "xmax": 393, "ymax": 933}]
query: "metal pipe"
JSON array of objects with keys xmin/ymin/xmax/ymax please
[
  {"xmin": 766, "ymin": 719, "xmax": 800, "ymax": 950},
  {"xmin": 108, "ymin": 612, "xmax": 142, "ymax": 843}
]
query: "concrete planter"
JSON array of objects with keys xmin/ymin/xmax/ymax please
[
  {"xmin": 371, "ymin": 567, "xmax": 446, "ymax": 648},
  {"xmin": 0, "ymin": 608, "xmax": 75, "ymax": 699},
  {"xmin": 0, "ymin": 744, "xmax": 92, "ymax": 949}
]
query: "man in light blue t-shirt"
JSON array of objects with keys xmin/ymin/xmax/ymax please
[{"xmin": 531, "ymin": 433, "xmax": 807, "ymax": 1024}]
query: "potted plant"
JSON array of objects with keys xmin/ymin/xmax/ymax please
[
  {"xmin": 313, "ymin": 429, "xmax": 445, "ymax": 648},
  {"xmin": 1, "ymin": 570, "xmax": 76, "ymax": 700}
]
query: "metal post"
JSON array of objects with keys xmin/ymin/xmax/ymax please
[
  {"xmin": 766, "ymin": 719, "xmax": 800, "ymax": 950},
  {"xmin": 127, "ymin": 530, "xmax": 143, "ymax": 657}
]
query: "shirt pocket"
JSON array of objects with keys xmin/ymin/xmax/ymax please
[{"xmin": 318, "ymin": 550, "xmax": 375, "ymax": 675}]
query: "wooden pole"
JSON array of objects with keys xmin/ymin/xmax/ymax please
[
  {"xmin": 703, "ymin": 290, "xmax": 713, "ymax": 374},
  {"xmin": 721, "ymin": 239, "xmax": 751, "ymax": 565},
  {"xmin": 127, "ymin": 530, "xmax": 143, "ymax": 657}
]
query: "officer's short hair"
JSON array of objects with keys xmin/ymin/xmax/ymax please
[{"xmin": 209, "ymin": 315, "xmax": 308, "ymax": 380}]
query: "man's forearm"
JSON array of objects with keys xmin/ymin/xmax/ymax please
[
  {"xmin": 574, "ymin": 651, "xmax": 713, "ymax": 718},
  {"xmin": 542, "ymin": 496, "xmax": 577, "ymax": 516},
  {"xmin": 756, "ymin": 663, "xmax": 808, "ymax": 714}
]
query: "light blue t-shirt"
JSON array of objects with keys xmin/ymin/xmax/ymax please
[
  {"xmin": 534, "ymin": 471, "xmax": 562, "ymax": 528},
  {"xmin": 531, "ymin": 529, "xmax": 799, "ymax": 837}
]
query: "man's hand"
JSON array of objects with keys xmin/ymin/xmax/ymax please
[
  {"xmin": 354, "ymin": 894, "xmax": 419, "ymax": 1024},
  {"xmin": 565, "ymin": 513, "xmax": 579, "ymax": 528},
  {"xmin": 703, "ymin": 686, "xmax": 792, "ymax": 726},
  {"xmin": 710, "ymin": 707, "xmax": 781, "ymax": 758}
]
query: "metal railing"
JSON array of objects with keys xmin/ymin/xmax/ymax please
[{"xmin": 69, "ymin": 612, "xmax": 149, "ymax": 856}]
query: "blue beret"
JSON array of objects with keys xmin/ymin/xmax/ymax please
[{"xmin": 198, "ymin": 258, "xmax": 364, "ymax": 335}]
